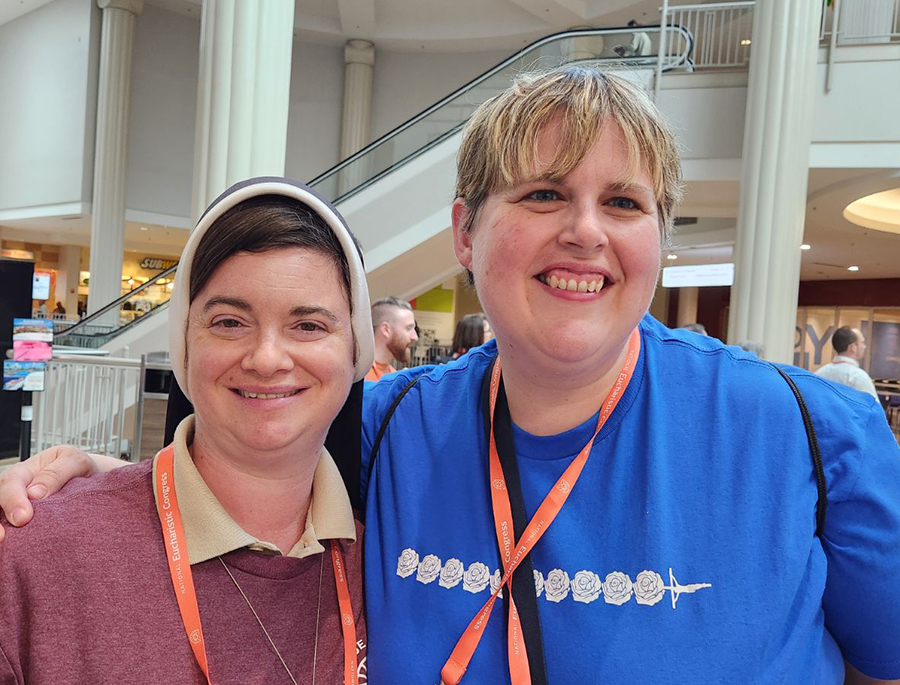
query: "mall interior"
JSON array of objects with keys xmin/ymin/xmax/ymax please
[{"xmin": 0, "ymin": 0, "xmax": 898, "ymax": 459}]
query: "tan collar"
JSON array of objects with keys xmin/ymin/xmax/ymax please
[{"xmin": 152, "ymin": 416, "xmax": 356, "ymax": 565}]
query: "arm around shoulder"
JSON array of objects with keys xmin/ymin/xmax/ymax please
[{"xmin": 0, "ymin": 446, "xmax": 122, "ymax": 542}]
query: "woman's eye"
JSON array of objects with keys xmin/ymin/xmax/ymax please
[
  {"xmin": 213, "ymin": 318, "xmax": 242, "ymax": 329},
  {"xmin": 525, "ymin": 189, "xmax": 561, "ymax": 202},
  {"xmin": 297, "ymin": 321, "xmax": 325, "ymax": 333},
  {"xmin": 608, "ymin": 197, "xmax": 639, "ymax": 211}
]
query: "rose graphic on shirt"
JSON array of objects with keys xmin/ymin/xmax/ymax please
[
  {"xmin": 601, "ymin": 571, "xmax": 634, "ymax": 605},
  {"xmin": 571, "ymin": 570, "xmax": 602, "ymax": 604},
  {"xmin": 396, "ymin": 548, "xmax": 419, "ymax": 579},
  {"xmin": 439, "ymin": 558, "xmax": 465, "ymax": 589},
  {"xmin": 544, "ymin": 569, "xmax": 571, "ymax": 603},
  {"xmin": 634, "ymin": 570, "xmax": 666, "ymax": 606},
  {"xmin": 416, "ymin": 554, "xmax": 441, "ymax": 585},
  {"xmin": 489, "ymin": 569, "xmax": 504, "ymax": 598},
  {"xmin": 463, "ymin": 562, "xmax": 491, "ymax": 593},
  {"xmin": 534, "ymin": 569, "xmax": 545, "ymax": 598}
]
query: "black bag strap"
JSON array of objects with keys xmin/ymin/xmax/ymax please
[
  {"xmin": 773, "ymin": 365, "xmax": 828, "ymax": 537},
  {"xmin": 481, "ymin": 358, "xmax": 550, "ymax": 685},
  {"xmin": 366, "ymin": 375, "xmax": 423, "ymax": 505}
]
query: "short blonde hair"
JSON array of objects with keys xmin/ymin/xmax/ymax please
[{"xmin": 456, "ymin": 66, "xmax": 683, "ymax": 244}]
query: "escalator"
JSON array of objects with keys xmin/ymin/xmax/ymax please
[{"xmin": 56, "ymin": 24, "xmax": 692, "ymax": 353}]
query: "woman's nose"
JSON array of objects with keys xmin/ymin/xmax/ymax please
[
  {"xmin": 560, "ymin": 204, "xmax": 610, "ymax": 252},
  {"xmin": 241, "ymin": 331, "xmax": 294, "ymax": 375}
]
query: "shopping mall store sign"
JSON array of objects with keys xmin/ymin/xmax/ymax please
[
  {"xmin": 139, "ymin": 257, "xmax": 177, "ymax": 271},
  {"xmin": 662, "ymin": 263, "xmax": 735, "ymax": 288}
]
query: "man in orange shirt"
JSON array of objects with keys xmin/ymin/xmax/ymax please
[{"xmin": 365, "ymin": 296, "xmax": 418, "ymax": 381}]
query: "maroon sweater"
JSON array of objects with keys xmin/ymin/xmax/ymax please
[{"xmin": 0, "ymin": 460, "xmax": 366, "ymax": 684}]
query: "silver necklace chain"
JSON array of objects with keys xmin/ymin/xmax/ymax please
[
  {"xmin": 219, "ymin": 555, "xmax": 325, "ymax": 685},
  {"xmin": 311, "ymin": 551, "xmax": 325, "ymax": 685}
]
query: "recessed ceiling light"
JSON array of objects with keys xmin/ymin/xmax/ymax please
[
  {"xmin": 667, "ymin": 253, "xmax": 678, "ymax": 260},
  {"xmin": 741, "ymin": 39, "xmax": 751, "ymax": 46},
  {"xmin": 800, "ymin": 244, "xmax": 811, "ymax": 250},
  {"xmin": 848, "ymin": 265, "xmax": 859, "ymax": 271},
  {"xmin": 140, "ymin": 226, "xmax": 148, "ymax": 231}
]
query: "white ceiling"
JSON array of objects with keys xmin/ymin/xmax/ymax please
[
  {"xmin": 670, "ymin": 168, "xmax": 900, "ymax": 281},
  {"xmin": 0, "ymin": 0, "xmax": 55, "ymax": 27},
  {"xmin": 146, "ymin": 0, "xmax": 663, "ymax": 51},
  {"xmin": 0, "ymin": 215, "xmax": 186, "ymax": 257}
]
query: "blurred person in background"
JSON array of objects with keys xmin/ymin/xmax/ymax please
[
  {"xmin": 366, "ymin": 296, "xmax": 418, "ymax": 381},
  {"xmin": 447, "ymin": 313, "xmax": 491, "ymax": 361},
  {"xmin": 681, "ymin": 322, "xmax": 708, "ymax": 335},
  {"xmin": 738, "ymin": 340, "xmax": 765, "ymax": 358},
  {"xmin": 815, "ymin": 326, "xmax": 878, "ymax": 400},
  {"xmin": 614, "ymin": 20, "xmax": 652, "ymax": 58}
]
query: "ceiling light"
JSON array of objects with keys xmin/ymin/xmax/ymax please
[
  {"xmin": 667, "ymin": 253, "xmax": 678, "ymax": 260},
  {"xmin": 127, "ymin": 278, "xmax": 135, "ymax": 286},
  {"xmin": 848, "ymin": 265, "xmax": 859, "ymax": 271},
  {"xmin": 167, "ymin": 282, "xmax": 175, "ymax": 291},
  {"xmin": 844, "ymin": 188, "xmax": 900, "ymax": 234},
  {"xmin": 140, "ymin": 226, "xmax": 148, "ymax": 231},
  {"xmin": 740, "ymin": 39, "xmax": 751, "ymax": 46},
  {"xmin": 800, "ymin": 244, "xmax": 811, "ymax": 250}
]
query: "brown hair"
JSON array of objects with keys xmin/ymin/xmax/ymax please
[
  {"xmin": 452, "ymin": 313, "xmax": 487, "ymax": 355},
  {"xmin": 370, "ymin": 296, "xmax": 413, "ymax": 330},
  {"xmin": 456, "ymin": 66, "xmax": 683, "ymax": 244},
  {"xmin": 189, "ymin": 195, "xmax": 352, "ymax": 310}
]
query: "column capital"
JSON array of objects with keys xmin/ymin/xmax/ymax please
[
  {"xmin": 98, "ymin": 0, "xmax": 144, "ymax": 15},
  {"xmin": 345, "ymin": 39, "xmax": 375, "ymax": 67}
]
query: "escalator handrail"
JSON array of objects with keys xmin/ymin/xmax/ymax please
[
  {"xmin": 55, "ymin": 263, "xmax": 178, "ymax": 337},
  {"xmin": 308, "ymin": 24, "xmax": 692, "ymax": 188}
]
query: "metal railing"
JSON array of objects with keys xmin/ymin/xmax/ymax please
[
  {"xmin": 32, "ymin": 354, "xmax": 147, "ymax": 460},
  {"xmin": 402, "ymin": 343, "xmax": 455, "ymax": 369},
  {"xmin": 821, "ymin": 0, "xmax": 900, "ymax": 44},
  {"xmin": 660, "ymin": 1, "xmax": 755, "ymax": 71}
]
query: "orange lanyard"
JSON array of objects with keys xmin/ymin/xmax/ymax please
[
  {"xmin": 441, "ymin": 329, "xmax": 641, "ymax": 685},
  {"xmin": 154, "ymin": 446, "xmax": 358, "ymax": 684}
]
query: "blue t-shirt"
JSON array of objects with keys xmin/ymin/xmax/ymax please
[{"xmin": 361, "ymin": 315, "xmax": 900, "ymax": 683}]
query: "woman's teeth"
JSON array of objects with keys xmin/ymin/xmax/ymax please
[
  {"xmin": 538, "ymin": 274, "xmax": 605, "ymax": 293},
  {"xmin": 237, "ymin": 389, "xmax": 301, "ymax": 399}
]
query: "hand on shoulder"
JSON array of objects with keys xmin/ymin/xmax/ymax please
[{"xmin": 0, "ymin": 446, "xmax": 120, "ymax": 542}]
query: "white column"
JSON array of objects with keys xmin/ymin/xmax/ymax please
[
  {"xmin": 676, "ymin": 287, "xmax": 699, "ymax": 328},
  {"xmin": 191, "ymin": 0, "xmax": 295, "ymax": 222},
  {"xmin": 56, "ymin": 245, "xmax": 82, "ymax": 318},
  {"xmin": 339, "ymin": 39, "xmax": 375, "ymax": 195},
  {"xmin": 88, "ymin": 0, "xmax": 143, "ymax": 315},
  {"xmin": 727, "ymin": 0, "xmax": 820, "ymax": 363}
]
